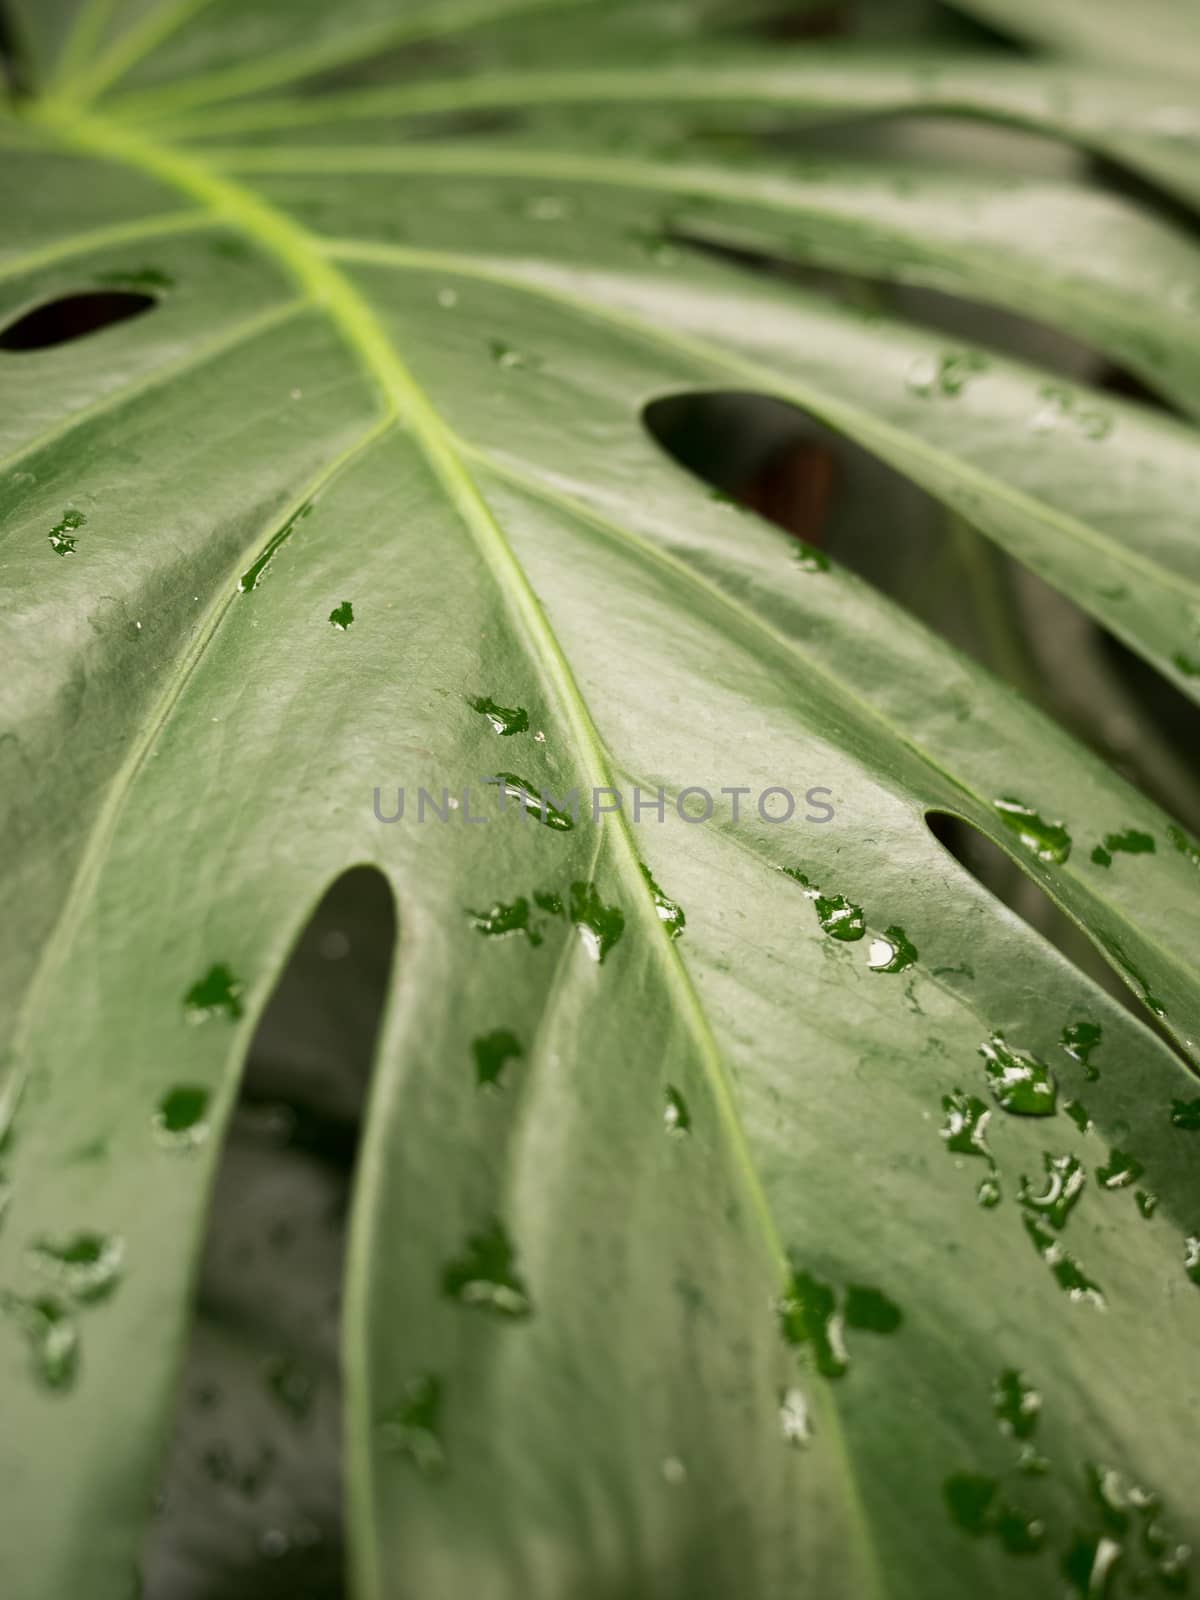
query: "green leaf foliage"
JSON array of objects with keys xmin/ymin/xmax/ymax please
[{"xmin": 1, "ymin": 1, "xmax": 1197, "ymax": 1596}]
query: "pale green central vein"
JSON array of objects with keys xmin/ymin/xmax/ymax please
[{"xmin": 25, "ymin": 101, "xmax": 792, "ymax": 1287}]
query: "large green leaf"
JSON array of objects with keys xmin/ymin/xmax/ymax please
[{"xmin": 1, "ymin": 3, "xmax": 1198, "ymax": 1597}]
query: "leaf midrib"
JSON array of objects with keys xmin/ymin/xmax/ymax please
[{"xmin": 18, "ymin": 107, "xmax": 837, "ymax": 1564}]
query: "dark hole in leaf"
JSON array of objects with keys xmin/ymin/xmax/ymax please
[
  {"xmin": 926, "ymin": 810, "xmax": 1187, "ymax": 1061},
  {"xmin": 644, "ymin": 390, "xmax": 1200, "ymax": 837},
  {"xmin": 0, "ymin": 291, "xmax": 157, "ymax": 351},
  {"xmin": 142, "ymin": 866, "xmax": 395, "ymax": 1600}
]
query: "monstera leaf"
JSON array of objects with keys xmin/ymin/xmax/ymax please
[{"xmin": 2, "ymin": 1, "xmax": 1198, "ymax": 1596}]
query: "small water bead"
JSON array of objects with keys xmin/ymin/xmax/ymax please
[
  {"xmin": 813, "ymin": 893, "xmax": 864, "ymax": 942},
  {"xmin": 30, "ymin": 1232, "xmax": 124, "ymax": 1303},
  {"xmin": 943, "ymin": 1473, "xmax": 1046, "ymax": 1555},
  {"xmin": 154, "ymin": 1085, "xmax": 211, "ymax": 1147},
  {"xmin": 468, "ymin": 696, "xmax": 529, "ymax": 736},
  {"xmin": 238, "ymin": 503, "xmax": 311, "ymax": 592},
  {"xmin": 379, "ymin": 1375, "xmax": 445, "ymax": 1475},
  {"xmin": 264, "ymin": 1354, "xmax": 316, "ymax": 1422},
  {"xmin": 473, "ymin": 1029, "xmax": 522, "ymax": 1090},
  {"xmin": 1061, "ymin": 1021, "xmax": 1102, "ymax": 1080},
  {"xmin": 184, "ymin": 963, "xmax": 244, "ymax": 1023},
  {"xmin": 468, "ymin": 898, "xmax": 542, "ymax": 945},
  {"xmin": 906, "ymin": 349, "xmax": 987, "ymax": 399},
  {"xmin": 48, "ymin": 508, "xmax": 85, "ymax": 556},
  {"xmin": 663, "ymin": 1086, "xmax": 690, "ymax": 1136},
  {"xmin": 489, "ymin": 773, "xmax": 575, "ymax": 830},
  {"xmin": 777, "ymin": 1267, "xmax": 901, "ymax": 1378},
  {"xmin": 569, "ymin": 880, "xmax": 624, "ymax": 963},
  {"xmin": 977, "ymin": 1174, "xmax": 1003, "ymax": 1209},
  {"xmin": 660, "ymin": 1456, "xmax": 687, "ymax": 1486},
  {"xmin": 994, "ymin": 798, "xmax": 1071, "ymax": 864},
  {"xmin": 1022, "ymin": 1215, "xmax": 1105, "ymax": 1308},
  {"xmin": 4, "ymin": 1293, "xmax": 79, "ymax": 1389},
  {"xmin": 779, "ymin": 1387, "xmax": 812, "ymax": 1446},
  {"xmin": 328, "ymin": 600, "xmax": 354, "ymax": 630},
  {"xmin": 843, "ymin": 1285, "xmax": 902, "ymax": 1333},
  {"xmin": 867, "ymin": 925, "xmax": 918, "ymax": 973},
  {"xmin": 1064, "ymin": 1101, "xmax": 1093, "ymax": 1134},
  {"xmin": 1096, "ymin": 1149, "xmax": 1144, "ymax": 1190},
  {"xmin": 1090, "ymin": 829, "xmax": 1155, "ymax": 868},
  {"xmin": 436, "ymin": 287, "xmax": 458, "ymax": 309},
  {"xmin": 1170, "ymin": 1098, "xmax": 1200, "ymax": 1130},
  {"xmin": 941, "ymin": 1090, "xmax": 993, "ymax": 1159},
  {"xmin": 1135, "ymin": 1190, "xmax": 1159, "ymax": 1219},
  {"xmin": 792, "ymin": 543, "xmax": 830, "ymax": 573},
  {"xmin": 992, "ymin": 1369, "xmax": 1041, "ymax": 1441},
  {"xmin": 639, "ymin": 863, "xmax": 685, "ymax": 939},
  {"xmin": 1184, "ymin": 1237, "xmax": 1200, "ymax": 1286},
  {"xmin": 488, "ymin": 339, "xmax": 541, "ymax": 371},
  {"xmin": 442, "ymin": 1218, "xmax": 532, "ymax": 1319},
  {"xmin": 1028, "ymin": 383, "xmax": 1112, "ymax": 442},
  {"xmin": 980, "ymin": 1036, "xmax": 1058, "ymax": 1116},
  {"xmin": 1019, "ymin": 1155, "xmax": 1085, "ymax": 1230}
]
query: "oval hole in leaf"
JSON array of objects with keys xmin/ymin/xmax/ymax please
[
  {"xmin": 0, "ymin": 291, "xmax": 158, "ymax": 351},
  {"xmin": 141, "ymin": 866, "xmax": 395, "ymax": 1600},
  {"xmin": 644, "ymin": 390, "xmax": 1200, "ymax": 836},
  {"xmin": 926, "ymin": 809, "xmax": 1187, "ymax": 1058}
]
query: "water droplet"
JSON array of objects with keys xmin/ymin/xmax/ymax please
[
  {"xmin": 259, "ymin": 1528, "xmax": 290, "ymax": 1560},
  {"xmin": 442, "ymin": 1218, "xmax": 532, "ymax": 1319},
  {"xmin": 1135, "ymin": 1189, "xmax": 1159, "ymax": 1219},
  {"xmin": 779, "ymin": 1386, "xmax": 812, "ymax": 1446},
  {"xmin": 664, "ymin": 1085, "xmax": 690, "ymax": 1135},
  {"xmin": 533, "ymin": 888, "xmax": 564, "ymax": 916},
  {"xmin": 980, "ymin": 1036, "xmax": 1057, "ymax": 1116},
  {"xmin": 569, "ymin": 880, "xmax": 624, "ymax": 963},
  {"xmin": 469, "ymin": 696, "xmax": 529, "ymax": 736},
  {"xmin": 48, "ymin": 508, "xmax": 85, "ymax": 556},
  {"xmin": 436, "ymin": 286, "xmax": 458, "ymax": 309},
  {"xmin": 3, "ymin": 1293, "xmax": 79, "ymax": 1389},
  {"xmin": 992, "ymin": 1368, "xmax": 1041, "ymax": 1440},
  {"xmin": 238, "ymin": 503, "xmax": 311, "ymax": 592},
  {"xmin": 907, "ymin": 349, "xmax": 987, "ymax": 398},
  {"xmin": 943, "ymin": 1473, "xmax": 1046, "ymax": 1554},
  {"xmin": 977, "ymin": 1174, "xmax": 1003, "ymax": 1209},
  {"xmin": 1028, "ymin": 383, "xmax": 1112, "ymax": 442},
  {"xmin": 1064, "ymin": 1100, "xmax": 1093, "ymax": 1134},
  {"xmin": 154, "ymin": 1085, "xmax": 211, "ymax": 1147},
  {"xmin": 640, "ymin": 863, "xmax": 685, "ymax": 939},
  {"xmin": 660, "ymin": 1456, "xmax": 687, "ymax": 1485},
  {"xmin": 1186, "ymin": 1238, "xmax": 1200, "ymax": 1286},
  {"xmin": 1173, "ymin": 652, "xmax": 1200, "ymax": 678},
  {"xmin": 467, "ymin": 898, "xmax": 541, "ymax": 946},
  {"xmin": 777, "ymin": 1267, "xmax": 846, "ymax": 1377},
  {"xmin": 792, "ymin": 542, "xmax": 830, "ymax": 572},
  {"xmin": 941, "ymin": 1089, "xmax": 993, "ymax": 1158},
  {"xmin": 489, "ymin": 339, "xmax": 541, "ymax": 370},
  {"xmin": 1019, "ymin": 1154, "xmax": 1085, "ymax": 1229},
  {"xmin": 1096, "ymin": 1148, "xmax": 1143, "ymax": 1190},
  {"xmin": 1064, "ymin": 1532, "xmax": 1123, "ymax": 1598},
  {"xmin": 1023, "ymin": 1215, "xmax": 1105, "ymax": 1307},
  {"xmin": 489, "ymin": 773, "xmax": 575, "ymax": 830},
  {"xmin": 843, "ymin": 1284, "xmax": 902, "ymax": 1333},
  {"xmin": 184, "ymin": 963, "xmax": 244, "ymax": 1023},
  {"xmin": 379, "ymin": 1374, "xmax": 444, "ymax": 1475},
  {"xmin": 1061, "ymin": 1021, "xmax": 1102, "ymax": 1080},
  {"xmin": 1089, "ymin": 829, "xmax": 1155, "ymax": 868},
  {"xmin": 473, "ymin": 1029, "xmax": 522, "ymax": 1090},
  {"xmin": 1170, "ymin": 1098, "xmax": 1200, "ymax": 1130},
  {"xmin": 263, "ymin": 1354, "xmax": 316, "ymax": 1422},
  {"xmin": 30, "ymin": 1232, "xmax": 124, "ymax": 1303},
  {"xmin": 994, "ymin": 798, "xmax": 1071, "ymax": 863},
  {"xmin": 328, "ymin": 600, "xmax": 354, "ymax": 630},
  {"xmin": 867, "ymin": 925, "xmax": 918, "ymax": 972},
  {"xmin": 813, "ymin": 893, "xmax": 865, "ymax": 942}
]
